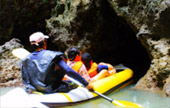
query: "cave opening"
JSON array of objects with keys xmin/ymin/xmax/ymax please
[
  {"xmin": 91, "ymin": 1, "xmax": 151, "ymax": 83},
  {"xmin": 10, "ymin": 1, "xmax": 151, "ymax": 83}
]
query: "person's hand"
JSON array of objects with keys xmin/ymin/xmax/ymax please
[
  {"xmin": 86, "ymin": 83, "xmax": 94, "ymax": 92},
  {"xmin": 89, "ymin": 78, "xmax": 96, "ymax": 83},
  {"xmin": 108, "ymin": 68, "xmax": 116, "ymax": 75}
]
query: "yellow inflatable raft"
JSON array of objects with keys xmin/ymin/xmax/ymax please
[
  {"xmin": 1, "ymin": 67, "xmax": 133, "ymax": 108},
  {"xmin": 27, "ymin": 68, "xmax": 133, "ymax": 107}
]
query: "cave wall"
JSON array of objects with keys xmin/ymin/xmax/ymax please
[
  {"xmin": 0, "ymin": 0, "xmax": 56, "ymax": 45},
  {"xmin": 108, "ymin": 0, "xmax": 170, "ymax": 96}
]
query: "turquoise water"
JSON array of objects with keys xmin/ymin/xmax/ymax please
[
  {"xmin": 64, "ymin": 85, "xmax": 170, "ymax": 108},
  {"xmin": 0, "ymin": 85, "xmax": 170, "ymax": 108}
]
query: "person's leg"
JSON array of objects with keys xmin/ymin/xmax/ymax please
[
  {"xmin": 53, "ymin": 70, "xmax": 78, "ymax": 93},
  {"xmin": 54, "ymin": 80, "xmax": 78, "ymax": 92},
  {"xmin": 92, "ymin": 69, "xmax": 110, "ymax": 81}
]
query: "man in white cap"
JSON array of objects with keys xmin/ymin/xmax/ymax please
[
  {"xmin": 20, "ymin": 32, "xmax": 93, "ymax": 93},
  {"xmin": 29, "ymin": 32, "xmax": 49, "ymax": 49}
]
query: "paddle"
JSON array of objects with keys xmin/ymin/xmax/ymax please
[
  {"xmin": 12, "ymin": 48, "xmax": 30, "ymax": 59},
  {"xmin": 12, "ymin": 48, "xmax": 143, "ymax": 107},
  {"xmin": 64, "ymin": 75, "xmax": 143, "ymax": 108},
  {"xmin": 93, "ymin": 91, "xmax": 143, "ymax": 107}
]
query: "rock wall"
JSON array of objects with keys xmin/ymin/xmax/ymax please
[
  {"xmin": 46, "ymin": 0, "xmax": 105, "ymax": 51},
  {"xmin": 107, "ymin": 0, "xmax": 170, "ymax": 96},
  {"xmin": 0, "ymin": 0, "xmax": 56, "ymax": 45},
  {"xmin": 135, "ymin": 38, "xmax": 170, "ymax": 96},
  {"xmin": 0, "ymin": 38, "xmax": 23, "ymax": 87}
]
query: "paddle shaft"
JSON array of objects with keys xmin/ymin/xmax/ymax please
[{"xmin": 93, "ymin": 91, "xmax": 113, "ymax": 103}]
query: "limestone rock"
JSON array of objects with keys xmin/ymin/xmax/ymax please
[
  {"xmin": 135, "ymin": 38, "xmax": 170, "ymax": 96},
  {"xmin": 0, "ymin": 38, "xmax": 23, "ymax": 87},
  {"xmin": 46, "ymin": 0, "xmax": 101, "ymax": 51},
  {"xmin": 108, "ymin": 0, "xmax": 170, "ymax": 96},
  {"xmin": 0, "ymin": 0, "xmax": 56, "ymax": 45}
]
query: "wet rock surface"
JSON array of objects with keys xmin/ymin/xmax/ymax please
[{"xmin": 0, "ymin": 38, "xmax": 23, "ymax": 87}]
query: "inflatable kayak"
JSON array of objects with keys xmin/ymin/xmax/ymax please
[
  {"xmin": 27, "ymin": 68, "xmax": 133, "ymax": 107},
  {"xmin": 0, "ymin": 68, "xmax": 133, "ymax": 108}
]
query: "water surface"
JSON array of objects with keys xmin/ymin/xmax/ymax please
[{"xmin": 64, "ymin": 85, "xmax": 170, "ymax": 108}]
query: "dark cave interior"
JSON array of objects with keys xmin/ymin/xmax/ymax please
[
  {"xmin": 90, "ymin": 1, "xmax": 151, "ymax": 83},
  {"xmin": 10, "ymin": 1, "xmax": 151, "ymax": 83}
]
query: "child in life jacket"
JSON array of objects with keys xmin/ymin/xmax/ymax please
[
  {"xmin": 65, "ymin": 47, "xmax": 92, "ymax": 82},
  {"xmin": 81, "ymin": 52, "xmax": 116, "ymax": 81}
]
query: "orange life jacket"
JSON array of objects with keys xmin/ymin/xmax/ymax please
[
  {"xmin": 62, "ymin": 61, "xmax": 83, "ymax": 80},
  {"xmin": 88, "ymin": 62, "xmax": 98, "ymax": 78},
  {"xmin": 72, "ymin": 61, "xmax": 83, "ymax": 73}
]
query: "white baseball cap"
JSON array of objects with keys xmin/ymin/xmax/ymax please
[{"xmin": 29, "ymin": 32, "xmax": 49, "ymax": 45}]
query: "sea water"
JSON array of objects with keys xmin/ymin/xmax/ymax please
[
  {"xmin": 64, "ymin": 85, "xmax": 170, "ymax": 108},
  {"xmin": 0, "ymin": 85, "xmax": 170, "ymax": 108}
]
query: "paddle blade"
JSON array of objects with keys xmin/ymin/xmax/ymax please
[
  {"xmin": 112, "ymin": 100, "xmax": 143, "ymax": 107},
  {"xmin": 12, "ymin": 48, "xmax": 30, "ymax": 59}
]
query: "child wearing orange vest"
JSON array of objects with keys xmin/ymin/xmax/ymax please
[
  {"xmin": 81, "ymin": 52, "xmax": 116, "ymax": 80},
  {"xmin": 66, "ymin": 47, "xmax": 92, "ymax": 82}
]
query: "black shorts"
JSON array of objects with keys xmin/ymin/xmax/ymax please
[{"xmin": 53, "ymin": 80, "xmax": 78, "ymax": 93}]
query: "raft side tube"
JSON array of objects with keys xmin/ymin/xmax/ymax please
[{"xmin": 92, "ymin": 69, "xmax": 133, "ymax": 94}]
